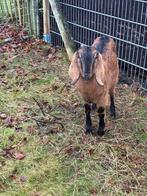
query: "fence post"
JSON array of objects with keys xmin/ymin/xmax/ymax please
[
  {"xmin": 13, "ymin": 0, "xmax": 18, "ymax": 25},
  {"xmin": 48, "ymin": 0, "xmax": 76, "ymax": 61},
  {"xmin": 9, "ymin": 0, "xmax": 13, "ymax": 20},
  {"xmin": 0, "ymin": 2, "xmax": 4, "ymax": 17},
  {"xmin": 35, "ymin": 0, "xmax": 40, "ymax": 37},
  {"xmin": 16, "ymin": 0, "xmax": 22, "ymax": 25},
  {"xmin": 43, "ymin": 0, "xmax": 51, "ymax": 43},
  {"xmin": 26, "ymin": 0, "xmax": 31, "ymax": 34}
]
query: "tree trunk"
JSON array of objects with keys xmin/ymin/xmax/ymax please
[{"xmin": 48, "ymin": 0, "xmax": 76, "ymax": 61}]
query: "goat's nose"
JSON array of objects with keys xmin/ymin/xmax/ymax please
[{"xmin": 84, "ymin": 74, "xmax": 90, "ymax": 80}]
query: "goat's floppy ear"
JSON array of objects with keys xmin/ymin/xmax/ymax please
[
  {"xmin": 95, "ymin": 53, "xmax": 105, "ymax": 86},
  {"xmin": 69, "ymin": 52, "xmax": 80, "ymax": 85}
]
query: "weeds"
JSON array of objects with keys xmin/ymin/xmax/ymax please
[{"xmin": 0, "ymin": 24, "xmax": 147, "ymax": 196}]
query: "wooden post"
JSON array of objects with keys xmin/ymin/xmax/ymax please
[
  {"xmin": 4, "ymin": 0, "xmax": 9, "ymax": 17},
  {"xmin": 0, "ymin": 2, "xmax": 4, "ymax": 17},
  {"xmin": 16, "ymin": 0, "xmax": 22, "ymax": 25},
  {"xmin": 30, "ymin": 0, "xmax": 39, "ymax": 37},
  {"xmin": 9, "ymin": 0, "xmax": 14, "ymax": 20},
  {"xmin": 13, "ymin": 0, "xmax": 18, "ymax": 25},
  {"xmin": 22, "ymin": 0, "xmax": 25, "ymax": 27},
  {"xmin": 48, "ymin": 0, "xmax": 76, "ymax": 61},
  {"xmin": 26, "ymin": 0, "xmax": 31, "ymax": 34},
  {"xmin": 43, "ymin": 0, "xmax": 51, "ymax": 43},
  {"xmin": 35, "ymin": 0, "xmax": 40, "ymax": 37},
  {"xmin": 31, "ymin": 0, "xmax": 35, "ymax": 35}
]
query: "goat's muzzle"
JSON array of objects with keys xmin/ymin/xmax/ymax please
[{"xmin": 84, "ymin": 74, "xmax": 90, "ymax": 80}]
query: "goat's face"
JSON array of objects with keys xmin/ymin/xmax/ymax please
[
  {"xmin": 69, "ymin": 45, "xmax": 104, "ymax": 86},
  {"xmin": 77, "ymin": 46, "xmax": 98, "ymax": 80}
]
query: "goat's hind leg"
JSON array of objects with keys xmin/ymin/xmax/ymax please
[
  {"xmin": 84, "ymin": 103, "xmax": 92, "ymax": 133},
  {"xmin": 109, "ymin": 88, "xmax": 116, "ymax": 118},
  {"xmin": 97, "ymin": 107, "xmax": 105, "ymax": 136}
]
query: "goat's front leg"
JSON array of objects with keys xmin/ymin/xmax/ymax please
[
  {"xmin": 84, "ymin": 103, "xmax": 92, "ymax": 133},
  {"xmin": 97, "ymin": 107, "xmax": 105, "ymax": 136}
]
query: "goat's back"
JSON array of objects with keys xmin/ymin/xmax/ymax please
[
  {"xmin": 92, "ymin": 36, "xmax": 117, "ymax": 63},
  {"xmin": 92, "ymin": 36, "xmax": 119, "ymax": 90}
]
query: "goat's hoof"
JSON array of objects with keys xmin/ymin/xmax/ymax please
[
  {"xmin": 85, "ymin": 125, "xmax": 92, "ymax": 134},
  {"xmin": 110, "ymin": 113, "xmax": 116, "ymax": 119},
  {"xmin": 97, "ymin": 128, "xmax": 105, "ymax": 136},
  {"xmin": 110, "ymin": 109, "xmax": 116, "ymax": 119}
]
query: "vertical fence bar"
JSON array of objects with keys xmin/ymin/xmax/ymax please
[{"xmin": 136, "ymin": 2, "xmax": 144, "ymax": 81}]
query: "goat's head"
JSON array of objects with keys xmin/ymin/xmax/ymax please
[{"xmin": 69, "ymin": 45, "xmax": 105, "ymax": 86}]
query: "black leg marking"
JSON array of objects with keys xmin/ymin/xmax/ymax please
[
  {"xmin": 97, "ymin": 107, "xmax": 105, "ymax": 136},
  {"xmin": 110, "ymin": 95, "xmax": 116, "ymax": 118},
  {"xmin": 84, "ymin": 103, "xmax": 92, "ymax": 133},
  {"xmin": 92, "ymin": 103, "xmax": 97, "ymax": 110}
]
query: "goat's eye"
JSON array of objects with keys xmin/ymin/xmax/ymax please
[
  {"xmin": 77, "ymin": 58, "xmax": 81, "ymax": 65},
  {"xmin": 94, "ymin": 53, "xmax": 98, "ymax": 59},
  {"xmin": 77, "ymin": 58, "xmax": 83, "ymax": 69}
]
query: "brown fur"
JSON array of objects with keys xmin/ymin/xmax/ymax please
[{"xmin": 69, "ymin": 37, "xmax": 119, "ymax": 108}]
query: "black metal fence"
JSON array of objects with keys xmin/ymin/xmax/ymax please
[{"xmin": 50, "ymin": 0, "xmax": 147, "ymax": 90}]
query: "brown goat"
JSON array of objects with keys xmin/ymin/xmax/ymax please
[{"xmin": 69, "ymin": 36, "xmax": 119, "ymax": 136}]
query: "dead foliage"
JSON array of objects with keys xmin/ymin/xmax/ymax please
[{"xmin": 0, "ymin": 23, "xmax": 147, "ymax": 195}]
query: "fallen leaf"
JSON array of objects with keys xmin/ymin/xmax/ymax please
[
  {"xmin": 0, "ymin": 113, "xmax": 7, "ymax": 119},
  {"xmin": 0, "ymin": 64, "xmax": 6, "ymax": 69},
  {"xmin": 27, "ymin": 125, "xmax": 37, "ymax": 134},
  {"xmin": 4, "ymin": 37, "xmax": 12, "ymax": 42},
  {"xmin": 15, "ymin": 66, "xmax": 25, "ymax": 76},
  {"xmin": 143, "ymin": 101, "xmax": 147, "ymax": 108},
  {"xmin": 0, "ymin": 48, "xmax": 4, "ymax": 53},
  {"xmin": 105, "ymin": 122, "xmax": 113, "ymax": 130},
  {"xmin": 90, "ymin": 188, "xmax": 98, "ymax": 196},
  {"xmin": 8, "ymin": 135, "xmax": 15, "ymax": 141},
  {"xmin": 48, "ymin": 53, "xmax": 54, "ymax": 60},
  {"xmin": 9, "ymin": 174, "xmax": 17, "ymax": 180},
  {"xmin": 13, "ymin": 152, "xmax": 25, "ymax": 160},
  {"xmin": 123, "ymin": 84, "xmax": 128, "ymax": 88},
  {"xmin": 20, "ymin": 176, "xmax": 27, "ymax": 183},
  {"xmin": 4, "ymin": 116, "xmax": 18, "ymax": 127},
  {"xmin": 88, "ymin": 148, "xmax": 94, "ymax": 156},
  {"xmin": 1, "ymin": 147, "xmax": 15, "ymax": 158},
  {"xmin": 30, "ymin": 63, "xmax": 38, "ymax": 67},
  {"xmin": 122, "ymin": 181, "xmax": 132, "ymax": 194},
  {"xmin": 128, "ymin": 154, "xmax": 146, "ymax": 165}
]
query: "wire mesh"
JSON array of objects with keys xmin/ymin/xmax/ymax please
[{"xmin": 50, "ymin": 0, "xmax": 147, "ymax": 90}]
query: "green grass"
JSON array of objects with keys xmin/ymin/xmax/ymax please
[{"xmin": 0, "ymin": 40, "xmax": 147, "ymax": 196}]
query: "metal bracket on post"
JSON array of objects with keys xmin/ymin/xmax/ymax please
[{"xmin": 43, "ymin": 33, "xmax": 51, "ymax": 43}]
